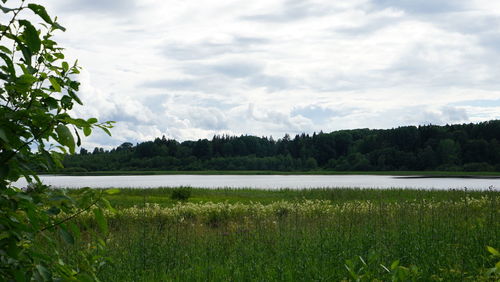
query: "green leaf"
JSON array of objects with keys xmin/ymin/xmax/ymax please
[
  {"xmin": 19, "ymin": 44, "xmax": 32, "ymax": 66},
  {"xmin": 102, "ymin": 127, "xmax": 112, "ymax": 137},
  {"xmin": 391, "ymin": 260, "xmax": 400, "ymax": 270},
  {"xmin": 52, "ymin": 21, "xmax": 66, "ymax": 32},
  {"xmin": 19, "ymin": 20, "xmax": 41, "ymax": 54},
  {"xmin": 74, "ymin": 127, "xmax": 81, "ymax": 147},
  {"xmin": 68, "ymin": 89, "xmax": 83, "ymax": 105},
  {"xmin": 0, "ymin": 45, "xmax": 11, "ymax": 54},
  {"xmin": 487, "ymin": 246, "xmax": 500, "ymax": 256},
  {"xmin": 93, "ymin": 208, "xmax": 108, "ymax": 234},
  {"xmin": 36, "ymin": 264, "xmax": 51, "ymax": 281},
  {"xmin": 56, "ymin": 124, "xmax": 75, "ymax": 154},
  {"xmin": 49, "ymin": 77, "xmax": 61, "ymax": 92},
  {"xmin": 99, "ymin": 198, "xmax": 115, "ymax": 213},
  {"xmin": 87, "ymin": 118, "xmax": 98, "ymax": 124},
  {"xmin": 53, "ymin": 53, "xmax": 65, "ymax": 59},
  {"xmin": 59, "ymin": 227, "xmax": 74, "ymax": 245},
  {"xmin": 0, "ymin": 5, "xmax": 16, "ymax": 13},
  {"xmin": 60, "ymin": 95, "xmax": 73, "ymax": 109},
  {"xmin": 42, "ymin": 97, "xmax": 59, "ymax": 110},
  {"xmin": 17, "ymin": 74, "xmax": 37, "ymax": 86},
  {"xmin": 0, "ymin": 53, "xmax": 15, "ymax": 77},
  {"xmin": 50, "ymin": 151, "xmax": 64, "ymax": 168},
  {"xmin": 63, "ymin": 117, "xmax": 89, "ymax": 127},
  {"xmin": 27, "ymin": 4, "xmax": 53, "ymax": 25},
  {"xmin": 83, "ymin": 126, "xmax": 91, "ymax": 137},
  {"xmin": 105, "ymin": 188, "xmax": 120, "ymax": 195},
  {"xmin": 62, "ymin": 61, "xmax": 69, "ymax": 72},
  {"xmin": 0, "ymin": 128, "xmax": 8, "ymax": 142},
  {"xmin": 0, "ymin": 231, "xmax": 10, "ymax": 241}
]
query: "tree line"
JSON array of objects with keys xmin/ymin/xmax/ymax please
[{"xmin": 61, "ymin": 120, "xmax": 500, "ymax": 172}]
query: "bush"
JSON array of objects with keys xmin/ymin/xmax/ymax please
[{"xmin": 170, "ymin": 187, "xmax": 192, "ymax": 201}]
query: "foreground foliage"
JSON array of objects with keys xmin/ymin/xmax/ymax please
[
  {"xmin": 0, "ymin": 1, "xmax": 113, "ymax": 280},
  {"xmin": 60, "ymin": 187, "xmax": 499, "ymax": 281}
]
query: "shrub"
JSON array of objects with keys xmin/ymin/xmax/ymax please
[{"xmin": 171, "ymin": 187, "xmax": 192, "ymax": 201}]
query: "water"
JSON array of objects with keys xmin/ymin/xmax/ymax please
[{"xmin": 12, "ymin": 174, "xmax": 500, "ymax": 190}]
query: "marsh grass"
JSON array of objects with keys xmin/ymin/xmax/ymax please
[
  {"xmin": 60, "ymin": 187, "xmax": 498, "ymax": 281},
  {"xmin": 95, "ymin": 186, "xmax": 493, "ymax": 208}
]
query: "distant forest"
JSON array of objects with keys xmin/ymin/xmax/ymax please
[{"xmin": 62, "ymin": 120, "xmax": 500, "ymax": 172}]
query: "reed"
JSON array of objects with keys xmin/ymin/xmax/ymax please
[{"xmin": 58, "ymin": 187, "xmax": 499, "ymax": 281}]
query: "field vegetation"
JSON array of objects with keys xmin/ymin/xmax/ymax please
[{"xmin": 47, "ymin": 187, "xmax": 500, "ymax": 281}]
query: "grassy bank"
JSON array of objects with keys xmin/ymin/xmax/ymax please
[
  {"xmin": 89, "ymin": 187, "xmax": 495, "ymax": 208},
  {"xmin": 43, "ymin": 170, "xmax": 500, "ymax": 177},
  {"xmin": 58, "ymin": 187, "xmax": 499, "ymax": 281}
]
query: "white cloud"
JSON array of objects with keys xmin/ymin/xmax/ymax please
[{"xmin": 36, "ymin": 0, "xmax": 500, "ymax": 148}]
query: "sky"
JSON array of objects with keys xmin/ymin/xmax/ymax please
[{"xmin": 39, "ymin": 0, "xmax": 500, "ymax": 149}]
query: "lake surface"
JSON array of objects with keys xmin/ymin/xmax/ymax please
[{"xmin": 12, "ymin": 174, "xmax": 500, "ymax": 190}]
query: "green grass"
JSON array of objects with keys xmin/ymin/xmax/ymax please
[
  {"xmin": 45, "ymin": 170, "xmax": 500, "ymax": 177},
  {"xmin": 60, "ymin": 187, "xmax": 499, "ymax": 281},
  {"xmin": 85, "ymin": 187, "xmax": 494, "ymax": 208}
]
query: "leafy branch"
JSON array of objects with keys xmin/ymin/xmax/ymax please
[{"xmin": 0, "ymin": 1, "xmax": 115, "ymax": 280}]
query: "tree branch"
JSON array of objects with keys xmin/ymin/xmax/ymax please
[
  {"xmin": 0, "ymin": 0, "xmax": 26, "ymax": 42},
  {"xmin": 39, "ymin": 196, "xmax": 101, "ymax": 232}
]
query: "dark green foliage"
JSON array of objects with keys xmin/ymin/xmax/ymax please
[
  {"xmin": 170, "ymin": 187, "xmax": 192, "ymax": 201},
  {"xmin": 63, "ymin": 121, "xmax": 500, "ymax": 172},
  {"xmin": 0, "ymin": 1, "xmax": 113, "ymax": 280}
]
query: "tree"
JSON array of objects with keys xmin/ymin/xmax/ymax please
[
  {"xmin": 117, "ymin": 141, "xmax": 133, "ymax": 151},
  {"xmin": 437, "ymin": 139, "xmax": 461, "ymax": 165},
  {"xmin": 0, "ymin": 1, "xmax": 114, "ymax": 280}
]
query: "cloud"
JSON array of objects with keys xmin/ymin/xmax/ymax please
[
  {"xmin": 188, "ymin": 107, "xmax": 228, "ymax": 130},
  {"xmin": 54, "ymin": 0, "xmax": 138, "ymax": 14},
  {"xmin": 211, "ymin": 61, "xmax": 262, "ymax": 78},
  {"xmin": 38, "ymin": 0, "xmax": 500, "ymax": 149},
  {"xmin": 451, "ymin": 99, "xmax": 500, "ymax": 108},
  {"xmin": 242, "ymin": 0, "xmax": 327, "ymax": 22},
  {"xmin": 291, "ymin": 105, "xmax": 354, "ymax": 122},
  {"xmin": 370, "ymin": 0, "xmax": 466, "ymax": 14},
  {"xmin": 141, "ymin": 79, "xmax": 210, "ymax": 92},
  {"xmin": 244, "ymin": 103, "xmax": 315, "ymax": 134},
  {"xmin": 441, "ymin": 106, "xmax": 468, "ymax": 123},
  {"xmin": 142, "ymin": 60, "xmax": 291, "ymax": 93},
  {"xmin": 389, "ymin": 106, "xmax": 469, "ymax": 126},
  {"xmin": 241, "ymin": 0, "xmax": 367, "ymax": 22},
  {"xmin": 162, "ymin": 36, "xmax": 270, "ymax": 61}
]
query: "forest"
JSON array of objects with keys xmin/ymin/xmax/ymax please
[{"xmin": 61, "ymin": 120, "xmax": 500, "ymax": 172}]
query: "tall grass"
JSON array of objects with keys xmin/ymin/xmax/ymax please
[{"xmin": 62, "ymin": 187, "xmax": 498, "ymax": 281}]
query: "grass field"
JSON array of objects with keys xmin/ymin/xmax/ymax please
[{"xmin": 58, "ymin": 187, "xmax": 499, "ymax": 281}]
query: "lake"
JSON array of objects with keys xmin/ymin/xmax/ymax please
[{"xmin": 12, "ymin": 174, "xmax": 500, "ymax": 190}]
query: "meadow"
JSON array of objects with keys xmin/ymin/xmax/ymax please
[{"xmin": 57, "ymin": 187, "xmax": 499, "ymax": 281}]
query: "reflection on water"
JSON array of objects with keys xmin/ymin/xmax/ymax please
[{"xmin": 12, "ymin": 174, "xmax": 500, "ymax": 190}]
